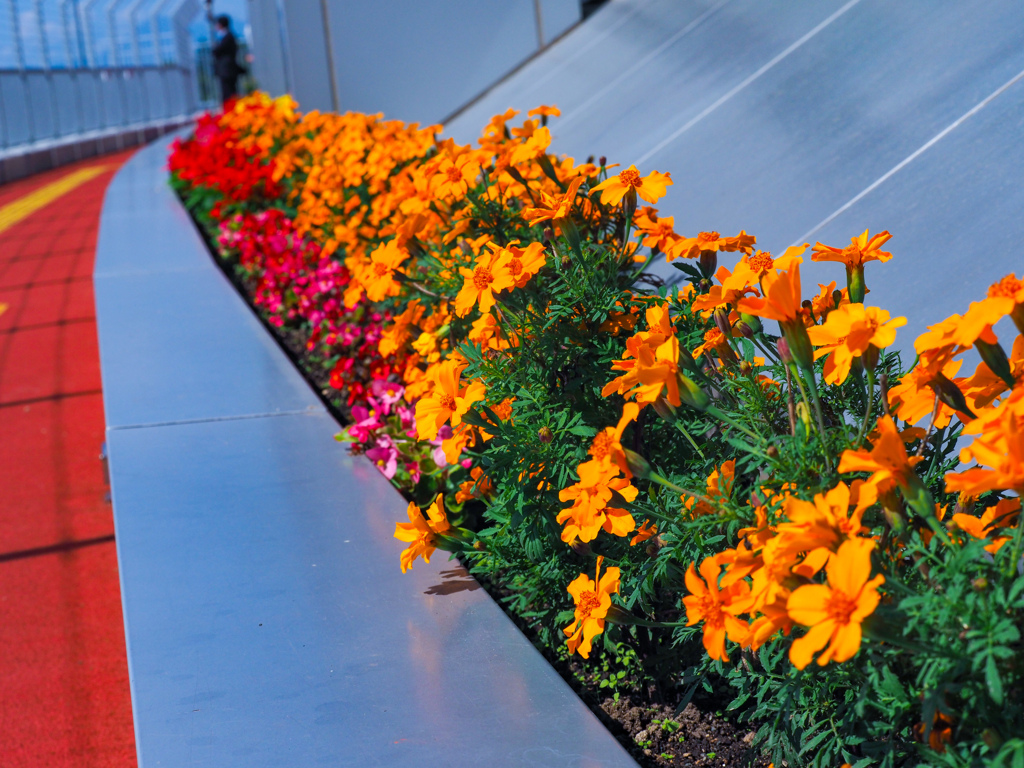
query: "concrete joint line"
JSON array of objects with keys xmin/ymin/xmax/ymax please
[
  {"xmin": 636, "ymin": 0, "xmax": 864, "ymax": 164},
  {"xmin": 792, "ymin": 64, "xmax": 1024, "ymax": 247},
  {"xmin": 106, "ymin": 406, "xmax": 323, "ymax": 432}
]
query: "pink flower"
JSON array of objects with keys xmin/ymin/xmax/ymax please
[
  {"xmin": 366, "ymin": 435, "xmax": 398, "ymax": 478},
  {"xmin": 371, "ymin": 380, "xmax": 405, "ymax": 413}
]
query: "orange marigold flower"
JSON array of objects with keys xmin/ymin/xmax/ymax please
[
  {"xmin": 378, "ymin": 300, "xmax": 425, "ymax": 358},
  {"xmin": 630, "ymin": 519, "xmax": 658, "ymax": 546},
  {"xmin": 670, "ymin": 230, "xmax": 757, "ymax": 262},
  {"xmin": 454, "ymin": 249, "xmax": 515, "ymax": 317},
  {"xmin": 786, "ymin": 538, "xmax": 884, "ymax": 669},
  {"xmin": 588, "ymin": 402, "xmax": 639, "ymax": 475},
  {"xmin": 564, "ymin": 556, "xmax": 620, "ymax": 659},
  {"xmin": 736, "ymin": 262, "xmax": 804, "ymax": 324},
  {"xmin": 838, "ymin": 416, "xmax": 925, "ymax": 496},
  {"xmin": 723, "ymin": 245, "xmax": 804, "ymax": 290},
  {"xmin": 962, "ymin": 335, "xmax": 1024, "ymax": 410},
  {"xmin": 683, "ymin": 555, "xmax": 752, "ymax": 662},
  {"xmin": 528, "ymin": 105, "xmax": 561, "ymax": 118},
  {"xmin": 633, "ymin": 207, "xmax": 682, "ymax": 254},
  {"xmin": 946, "ymin": 389, "xmax": 1024, "ymax": 495},
  {"xmin": 455, "ymin": 466, "xmax": 495, "ymax": 503},
  {"xmin": 414, "ymin": 359, "xmax": 486, "ymax": 440},
  {"xmin": 557, "ymin": 459, "xmax": 638, "ymax": 543},
  {"xmin": 521, "ymin": 176, "xmax": 585, "ymax": 227},
  {"xmin": 591, "ymin": 164, "xmax": 673, "ymax": 206},
  {"xmin": 394, "ymin": 494, "xmax": 451, "ymax": 573},
  {"xmin": 805, "ymin": 303, "xmax": 906, "ymax": 385},
  {"xmin": 683, "ymin": 460, "xmax": 735, "ymax": 518},
  {"xmin": 811, "ymin": 229, "xmax": 892, "ymax": 268},
  {"xmin": 888, "ymin": 354, "xmax": 965, "ymax": 428},
  {"xmin": 950, "ymin": 497, "xmax": 1020, "ymax": 554},
  {"xmin": 362, "ymin": 239, "xmax": 409, "ymax": 303},
  {"xmin": 955, "ymin": 274, "xmax": 1024, "ymax": 345},
  {"xmin": 775, "ymin": 481, "xmax": 874, "ymax": 559},
  {"xmin": 495, "ymin": 241, "xmax": 547, "ymax": 289}
]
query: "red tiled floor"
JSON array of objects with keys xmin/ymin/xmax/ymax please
[{"xmin": 0, "ymin": 151, "xmax": 137, "ymax": 767}]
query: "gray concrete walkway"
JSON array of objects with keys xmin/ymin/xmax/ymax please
[{"xmin": 95, "ymin": 135, "xmax": 638, "ymax": 767}]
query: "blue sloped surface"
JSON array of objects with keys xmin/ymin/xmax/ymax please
[
  {"xmin": 96, "ymin": 135, "xmax": 639, "ymax": 767},
  {"xmin": 445, "ymin": 0, "xmax": 1024, "ymax": 353}
]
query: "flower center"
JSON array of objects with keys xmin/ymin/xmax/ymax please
[
  {"xmin": 696, "ymin": 594, "xmax": 725, "ymax": 628},
  {"xmin": 589, "ymin": 432, "xmax": 613, "ymax": 460},
  {"xmin": 508, "ymin": 257, "xmax": 524, "ymax": 276},
  {"xmin": 841, "ymin": 244, "xmax": 864, "ymax": 266},
  {"xmin": 373, "ymin": 262, "xmax": 390, "ymax": 277},
  {"xmin": 989, "ymin": 274, "xmax": 1023, "ymax": 300},
  {"xmin": 826, "ymin": 589, "xmax": 857, "ymax": 625},
  {"xmin": 618, "ymin": 168, "xmax": 642, "ymax": 188},
  {"xmin": 446, "ymin": 166, "xmax": 463, "ymax": 183},
  {"xmin": 577, "ymin": 590, "xmax": 601, "ymax": 618},
  {"xmin": 473, "ymin": 266, "xmax": 494, "ymax": 290},
  {"xmin": 748, "ymin": 251, "xmax": 774, "ymax": 274},
  {"xmin": 439, "ymin": 393, "xmax": 457, "ymax": 411},
  {"xmin": 697, "ymin": 231, "xmax": 721, "ymax": 247}
]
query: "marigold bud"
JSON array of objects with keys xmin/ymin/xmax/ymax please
[
  {"xmin": 777, "ymin": 337, "xmax": 793, "ymax": 364},
  {"xmin": 973, "ymin": 577, "xmax": 988, "ymax": 591},
  {"xmin": 646, "ymin": 535, "xmax": 666, "ymax": 558},
  {"xmin": 599, "ymin": 156, "xmax": 607, "ymax": 167},
  {"xmin": 738, "ymin": 361, "xmax": 752, "ymax": 376},
  {"xmin": 677, "ymin": 373, "xmax": 711, "ymax": 412},
  {"xmin": 975, "ymin": 338, "xmax": 1016, "ymax": 389},
  {"xmin": 739, "ymin": 313, "xmax": 762, "ymax": 336},
  {"xmin": 713, "ymin": 307, "xmax": 731, "ymax": 337},
  {"xmin": 653, "ymin": 395, "xmax": 678, "ymax": 423},
  {"xmin": 766, "ymin": 445, "xmax": 779, "ymax": 459},
  {"xmin": 538, "ymin": 426, "xmax": 553, "ymax": 443},
  {"xmin": 929, "ymin": 373, "xmax": 976, "ymax": 419},
  {"xmin": 543, "ymin": 227, "xmax": 554, "ymax": 243},
  {"xmin": 622, "ymin": 449, "xmax": 651, "ymax": 480},
  {"xmin": 699, "ymin": 249, "xmax": 717, "ymax": 276},
  {"xmin": 569, "ymin": 538, "xmax": 591, "ymax": 556}
]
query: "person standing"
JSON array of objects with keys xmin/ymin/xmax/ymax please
[{"xmin": 211, "ymin": 14, "xmax": 242, "ymax": 105}]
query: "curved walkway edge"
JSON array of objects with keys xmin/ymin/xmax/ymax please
[{"xmin": 94, "ymin": 134, "xmax": 639, "ymax": 767}]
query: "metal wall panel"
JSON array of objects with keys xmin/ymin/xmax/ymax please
[
  {"xmin": 323, "ymin": 0, "xmax": 539, "ymax": 124},
  {"xmin": 78, "ymin": 72, "xmax": 104, "ymax": 130},
  {"xmin": 279, "ymin": 0, "xmax": 333, "ymax": 112},
  {"xmin": 99, "ymin": 72, "xmax": 125, "ymax": 124},
  {"xmin": 539, "ymin": 0, "xmax": 582, "ymax": 43},
  {"xmin": 0, "ymin": 74, "xmax": 32, "ymax": 146},
  {"xmin": 52, "ymin": 71, "xmax": 79, "ymax": 137},
  {"xmin": 244, "ymin": 0, "xmax": 285, "ymax": 95},
  {"xmin": 25, "ymin": 72, "xmax": 57, "ymax": 139}
]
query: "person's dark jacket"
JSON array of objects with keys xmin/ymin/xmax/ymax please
[{"xmin": 212, "ymin": 31, "xmax": 240, "ymax": 80}]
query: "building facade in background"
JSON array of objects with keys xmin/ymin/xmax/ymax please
[{"xmin": 245, "ymin": 0, "xmax": 582, "ymax": 126}]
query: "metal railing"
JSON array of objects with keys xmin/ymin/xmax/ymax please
[{"xmin": 0, "ymin": 0, "xmax": 215, "ymax": 154}]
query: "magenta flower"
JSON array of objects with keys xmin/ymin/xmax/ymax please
[{"xmin": 366, "ymin": 436, "xmax": 398, "ymax": 478}]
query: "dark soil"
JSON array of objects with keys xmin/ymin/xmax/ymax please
[{"xmin": 201, "ymin": 225, "xmax": 767, "ymax": 768}]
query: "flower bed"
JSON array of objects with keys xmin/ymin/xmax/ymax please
[{"xmin": 170, "ymin": 93, "xmax": 1024, "ymax": 768}]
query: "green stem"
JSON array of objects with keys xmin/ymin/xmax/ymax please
[
  {"xmin": 674, "ymin": 421, "xmax": 706, "ymax": 459},
  {"xmin": 706, "ymin": 404, "xmax": 764, "ymax": 444},
  {"xmin": 801, "ymin": 366, "xmax": 834, "ymax": 473},
  {"xmin": 855, "ymin": 367, "xmax": 875, "ymax": 447}
]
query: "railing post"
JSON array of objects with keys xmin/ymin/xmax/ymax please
[
  {"xmin": 60, "ymin": 0, "xmax": 88, "ymax": 138},
  {"xmin": 34, "ymin": 0, "xmax": 64, "ymax": 141}
]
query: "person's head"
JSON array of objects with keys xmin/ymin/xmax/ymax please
[{"xmin": 215, "ymin": 14, "xmax": 231, "ymax": 32}]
